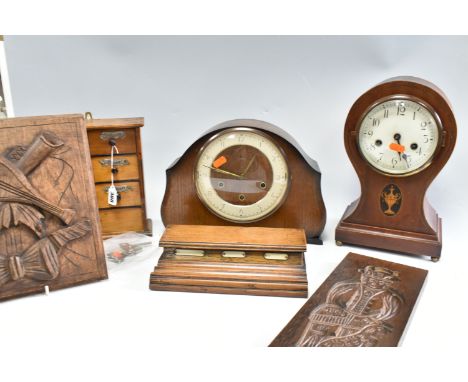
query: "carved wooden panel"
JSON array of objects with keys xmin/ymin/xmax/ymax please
[
  {"xmin": 0, "ymin": 114, "xmax": 107, "ymax": 301},
  {"xmin": 270, "ymin": 253, "xmax": 427, "ymax": 346}
]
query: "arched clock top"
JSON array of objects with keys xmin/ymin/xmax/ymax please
[
  {"xmin": 161, "ymin": 119, "xmax": 326, "ymax": 244},
  {"xmin": 166, "ymin": 119, "xmax": 321, "ymax": 174},
  {"xmin": 344, "ymin": 77, "xmax": 457, "ymax": 180}
]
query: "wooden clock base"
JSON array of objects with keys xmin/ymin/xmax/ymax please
[
  {"xmin": 335, "ymin": 201, "xmax": 442, "ymax": 261},
  {"xmin": 149, "ymin": 225, "xmax": 308, "ymax": 298}
]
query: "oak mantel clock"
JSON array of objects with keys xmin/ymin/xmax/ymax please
[
  {"xmin": 335, "ymin": 77, "xmax": 457, "ymax": 261},
  {"xmin": 161, "ymin": 119, "xmax": 326, "ymax": 244}
]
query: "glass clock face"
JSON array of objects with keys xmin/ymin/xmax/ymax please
[
  {"xmin": 358, "ymin": 98, "xmax": 440, "ymax": 175},
  {"xmin": 195, "ymin": 128, "xmax": 290, "ymax": 223}
]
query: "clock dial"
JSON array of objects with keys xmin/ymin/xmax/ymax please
[
  {"xmin": 195, "ymin": 128, "xmax": 290, "ymax": 222},
  {"xmin": 358, "ymin": 98, "xmax": 440, "ymax": 175}
]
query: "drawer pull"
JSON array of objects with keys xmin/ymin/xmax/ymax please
[
  {"xmin": 100, "ymin": 131, "xmax": 126, "ymax": 141},
  {"xmin": 175, "ymin": 249, "xmax": 205, "ymax": 257},
  {"xmin": 99, "ymin": 158, "xmax": 129, "ymax": 167},
  {"xmin": 103, "ymin": 185, "xmax": 134, "ymax": 193},
  {"xmin": 222, "ymin": 251, "xmax": 246, "ymax": 258},
  {"xmin": 264, "ymin": 253, "xmax": 289, "ymax": 261}
]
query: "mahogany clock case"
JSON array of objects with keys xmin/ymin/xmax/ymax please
[
  {"xmin": 161, "ymin": 119, "xmax": 327, "ymax": 244},
  {"xmin": 335, "ymin": 77, "xmax": 457, "ymax": 260},
  {"xmin": 0, "ymin": 114, "xmax": 107, "ymax": 302}
]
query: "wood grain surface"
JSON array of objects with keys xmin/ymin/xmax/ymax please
[
  {"xmin": 161, "ymin": 119, "xmax": 326, "ymax": 244},
  {"xmin": 87, "ymin": 128, "xmax": 136, "ymax": 155},
  {"xmin": 91, "ymin": 154, "xmax": 139, "ymax": 182},
  {"xmin": 85, "ymin": 117, "xmax": 144, "ymax": 130},
  {"xmin": 270, "ymin": 252, "xmax": 428, "ymax": 346},
  {"xmin": 336, "ymin": 77, "xmax": 457, "ymax": 260},
  {"xmin": 95, "ymin": 181, "xmax": 142, "ymax": 209},
  {"xmin": 99, "ymin": 207, "xmax": 146, "ymax": 235},
  {"xmin": 160, "ymin": 224, "xmax": 306, "ymax": 252},
  {"xmin": 0, "ymin": 114, "xmax": 107, "ymax": 301},
  {"xmin": 86, "ymin": 116, "xmax": 151, "ymax": 237},
  {"xmin": 150, "ymin": 225, "xmax": 308, "ymax": 297}
]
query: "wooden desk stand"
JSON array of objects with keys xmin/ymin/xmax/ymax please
[{"xmin": 150, "ymin": 225, "xmax": 308, "ymax": 298}]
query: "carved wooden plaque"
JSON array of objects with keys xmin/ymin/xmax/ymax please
[
  {"xmin": 270, "ymin": 253, "xmax": 427, "ymax": 346},
  {"xmin": 0, "ymin": 114, "xmax": 107, "ymax": 301}
]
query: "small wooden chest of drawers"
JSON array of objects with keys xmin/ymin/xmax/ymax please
[{"xmin": 86, "ymin": 116, "xmax": 152, "ymax": 238}]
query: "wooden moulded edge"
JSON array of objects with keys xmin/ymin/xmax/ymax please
[
  {"xmin": 85, "ymin": 117, "xmax": 144, "ymax": 130},
  {"xmin": 159, "ymin": 225, "xmax": 307, "ymax": 252}
]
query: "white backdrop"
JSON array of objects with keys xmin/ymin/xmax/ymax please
[{"xmin": 1, "ymin": 36, "xmax": 467, "ymax": 379}]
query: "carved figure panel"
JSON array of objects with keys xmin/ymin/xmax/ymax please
[
  {"xmin": 296, "ymin": 265, "xmax": 403, "ymax": 346},
  {"xmin": 0, "ymin": 115, "xmax": 107, "ymax": 301},
  {"xmin": 270, "ymin": 253, "xmax": 427, "ymax": 347}
]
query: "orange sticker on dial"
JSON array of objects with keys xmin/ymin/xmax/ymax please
[
  {"xmin": 213, "ymin": 156, "xmax": 227, "ymax": 168},
  {"xmin": 389, "ymin": 143, "xmax": 405, "ymax": 153}
]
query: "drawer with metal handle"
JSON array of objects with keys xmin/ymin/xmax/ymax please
[
  {"xmin": 87, "ymin": 128, "xmax": 137, "ymax": 155},
  {"xmin": 91, "ymin": 154, "xmax": 140, "ymax": 182},
  {"xmin": 95, "ymin": 181, "xmax": 142, "ymax": 208}
]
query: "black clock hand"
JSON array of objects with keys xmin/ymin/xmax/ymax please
[
  {"xmin": 402, "ymin": 153, "xmax": 410, "ymax": 168},
  {"xmin": 393, "ymin": 133, "xmax": 402, "ymax": 160},
  {"xmin": 394, "ymin": 134, "xmax": 410, "ymax": 168}
]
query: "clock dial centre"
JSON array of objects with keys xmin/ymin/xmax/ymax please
[
  {"xmin": 195, "ymin": 128, "xmax": 290, "ymax": 223},
  {"xmin": 208, "ymin": 145, "xmax": 273, "ymax": 205}
]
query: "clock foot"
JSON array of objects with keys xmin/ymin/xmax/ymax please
[
  {"xmin": 336, "ymin": 240, "xmax": 343, "ymax": 247},
  {"xmin": 307, "ymin": 236, "xmax": 323, "ymax": 245},
  {"xmin": 335, "ymin": 212, "xmax": 442, "ymax": 259},
  {"xmin": 431, "ymin": 256, "xmax": 440, "ymax": 263}
]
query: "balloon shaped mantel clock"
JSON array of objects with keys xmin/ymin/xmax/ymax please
[
  {"xmin": 161, "ymin": 119, "xmax": 326, "ymax": 244},
  {"xmin": 335, "ymin": 77, "xmax": 457, "ymax": 262}
]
